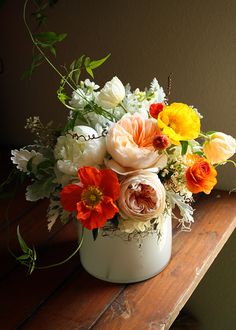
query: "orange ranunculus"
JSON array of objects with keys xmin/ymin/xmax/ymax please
[
  {"xmin": 60, "ymin": 166, "xmax": 120, "ymax": 230},
  {"xmin": 186, "ymin": 154, "xmax": 217, "ymax": 194}
]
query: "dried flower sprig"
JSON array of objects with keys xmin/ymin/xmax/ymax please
[{"xmin": 25, "ymin": 116, "xmax": 60, "ymax": 147}]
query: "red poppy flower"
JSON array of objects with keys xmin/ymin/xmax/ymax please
[
  {"xmin": 149, "ymin": 103, "xmax": 165, "ymax": 119},
  {"xmin": 60, "ymin": 167, "xmax": 120, "ymax": 230}
]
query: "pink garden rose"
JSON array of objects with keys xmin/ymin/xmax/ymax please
[
  {"xmin": 118, "ymin": 171, "xmax": 166, "ymax": 222},
  {"xmin": 106, "ymin": 114, "xmax": 167, "ymax": 172}
]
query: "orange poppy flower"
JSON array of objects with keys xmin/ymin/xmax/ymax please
[
  {"xmin": 186, "ymin": 154, "xmax": 217, "ymax": 194},
  {"xmin": 60, "ymin": 166, "xmax": 120, "ymax": 230}
]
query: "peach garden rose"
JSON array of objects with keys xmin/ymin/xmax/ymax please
[
  {"xmin": 106, "ymin": 114, "xmax": 167, "ymax": 172},
  {"xmin": 118, "ymin": 171, "xmax": 166, "ymax": 223}
]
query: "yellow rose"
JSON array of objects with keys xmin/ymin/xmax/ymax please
[
  {"xmin": 203, "ymin": 132, "xmax": 236, "ymax": 164},
  {"xmin": 158, "ymin": 103, "xmax": 200, "ymax": 145}
]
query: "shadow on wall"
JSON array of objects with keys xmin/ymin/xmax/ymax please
[{"xmin": 1, "ymin": 0, "xmax": 235, "ymax": 190}]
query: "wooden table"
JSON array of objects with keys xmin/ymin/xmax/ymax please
[{"xmin": 0, "ymin": 153, "xmax": 236, "ymax": 329}]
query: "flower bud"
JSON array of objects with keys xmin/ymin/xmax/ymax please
[
  {"xmin": 152, "ymin": 134, "xmax": 169, "ymax": 150},
  {"xmin": 203, "ymin": 132, "xmax": 236, "ymax": 164},
  {"xmin": 149, "ymin": 103, "xmax": 164, "ymax": 119},
  {"xmin": 96, "ymin": 76, "xmax": 125, "ymax": 109}
]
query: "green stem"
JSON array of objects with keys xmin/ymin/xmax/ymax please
[
  {"xmin": 198, "ymin": 132, "xmax": 209, "ymax": 140},
  {"xmin": 36, "ymin": 227, "xmax": 84, "ymax": 270},
  {"xmin": 215, "ymin": 159, "xmax": 236, "ymax": 168},
  {"xmin": 23, "ymin": 0, "xmax": 76, "ymax": 91},
  {"xmin": 119, "ymin": 102, "xmax": 128, "ymax": 113},
  {"xmin": 23, "ymin": 0, "xmax": 113, "ymax": 119}
]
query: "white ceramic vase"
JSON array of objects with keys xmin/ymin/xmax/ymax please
[{"xmin": 78, "ymin": 212, "xmax": 172, "ymax": 283}]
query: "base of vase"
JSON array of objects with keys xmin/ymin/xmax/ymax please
[
  {"xmin": 78, "ymin": 212, "xmax": 172, "ymax": 284},
  {"xmin": 81, "ymin": 254, "xmax": 172, "ymax": 284}
]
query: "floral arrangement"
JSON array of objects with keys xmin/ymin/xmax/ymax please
[
  {"xmin": 11, "ymin": 73, "xmax": 236, "ymax": 269},
  {"xmin": 6, "ymin": 1, "xmax": 236, "ymax": 273}
]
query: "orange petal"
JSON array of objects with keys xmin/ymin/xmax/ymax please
[
  {"xmin": 80, "ymin": 208, "xmax": 107, "ymax": 230},
  {"xmin": 77, "ymin": 201, "xmax": 91, "ymax": 220},
  {"xmin": 78, "ymin": 166, "xmax": 102, "ymax": 187},
  {"xmin": 100, "ymin": 196, "xmax": 119, "ymax": 220},
  {"xmin": 100, "ymin": 169, "xmax": 120, "ymax": 200},
  {"xmin": 60, "ymin": 184, "xmax": 82, "ymax": 212}
]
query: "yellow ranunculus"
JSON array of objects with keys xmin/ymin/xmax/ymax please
[{"xmin": 157, "ymin": 103, "xmax": 200, "ymax": 145}]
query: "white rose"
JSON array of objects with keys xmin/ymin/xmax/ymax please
[
  {"xmin": 203, "ymin": 132, "xmax": 236, "ymax": 164},
  {"xmin": 118, "ymin": 171, "xmax": 166, "ymax": 223},
  {"xmin": 11, "ymin": 149, "xmax": 44, "ymax": 173},
  {"xmin": 54, "ymin": 126, "xmax": 106, "ymax": 176},
  {"xmin": 96, "ymin": 76, "xmax": 125, "ymax": 109}
]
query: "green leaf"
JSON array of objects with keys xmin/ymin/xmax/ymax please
[
  {"xmin": 85, "ymin": 66, "xmax": 94, "ymax": 78},
  {"xmin": 32, "ymin": 11, "xmax": 47, "ymax": 26},
  {"xmin": 89, "ymin": 53, "xmax": 111, "ymax": 69},
  {"xmin": 49, "ymin": 45, "xmax": 56, "ymax": 56},
  {"xmin": 180, "ymin": 141, "xmax": 188, "ymax": 155},
  {"xmin": 26, "ymin": 156, "xmax": 35, "ymax": 173},
  {"xmin": 57, "ymin": 33, "xmax": 67, "ymax": 42},
  {"xmin": 36, "ymin": 159, "xmax": 54, "ymax": 176},
  {"xmin": 206, "ymin": 131, "xmax": 216, "ymax": 135},
  {"xmin": 110, "ymin": 214, "xmax": 119, "ymax": 227},
  {"xmin": 17, "ymin": 226, "xmax": 29, "ymax": 254},
  {"xmin": 84, "ymin": 56, "xmax": 90, "ymax": 67},
  {"xmin": 194, "ymin": 151, "xmax": 204, "ymax": 157},
  {"xmin": 34, "ymin": 32, "xmax": 67, "ymax": 43},
  {"xmin": 64, "ymin": 111, "xmax": 79, "ymax": 131},
  {"xmin": 21, "ymin": 54, "xmax": 44, "ymax": 79},
  {"xmin": 18, "ymin": 254, "xmax": 30, "ymax": 261},
  {"xmin": 26, "ymin": 177, "xmax": 57, "ymax": 201},
  {"xmin": 93, "ymin": 105, "xmax": 117, "ymax": 121},
  {"xmin": 37, "ymin": 159, "xmax": 54, "ymax": 171},
  {"xmin": 92, "ymin": 228, "xmax": 99, "ymax": 241},
  {"xmin": 69, "ymin": 55, "xmax": 85, "ymax": 84},
  {"xmin": 57, "ymin": 84, "xmax": 70, "ymax": 107}
]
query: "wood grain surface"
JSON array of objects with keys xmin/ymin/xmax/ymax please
[{"xmin": 0, "ymin": 150, "xmax": 235, "ymax": 330}]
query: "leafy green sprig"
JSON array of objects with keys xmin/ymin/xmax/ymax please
[
  {"xmin": 23, "ymin": 0, "xmax": 114, "ymax": 131},
  {"xmin": 16, "ymin": 225, "xmax": 84, "ymax": 274}
]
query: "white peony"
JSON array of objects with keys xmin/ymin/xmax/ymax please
[
  {"xmin": 11, "ymin": 149, "xmax": 44, "ymax": 173},
  {"xmin": 54, "ymin": 125, "xmax": 106, "ymax": 176},
  {"xmin": 96, "ymin": 76, "xmax": 125, "ymax": 109}
]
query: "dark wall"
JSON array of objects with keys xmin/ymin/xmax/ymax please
[{"xmin": 1, "ymin": 0, "xmax": 235, "ymax": 189}]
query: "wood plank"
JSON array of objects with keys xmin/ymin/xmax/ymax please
[
  {"xmin": 0, "ymin": 221, "xmax": 82, "ymax": 330},
  {"xmin": 92, "ymin": 191, "xmax": 236, "ymax": 330},
  {"xmin": 19, "ymin": 190, "xmax": 236, "ymax": 330},
  {"xmin": 22, "ymin": 271, "xmax": 124, "ymax": 330},
  {"xmin": 0, "ymin": 184, "xmax": 35, "ymax": 229},
  {"xmin": 0, "ymin": 199, "xmax": 54, "ymax": 278}
]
